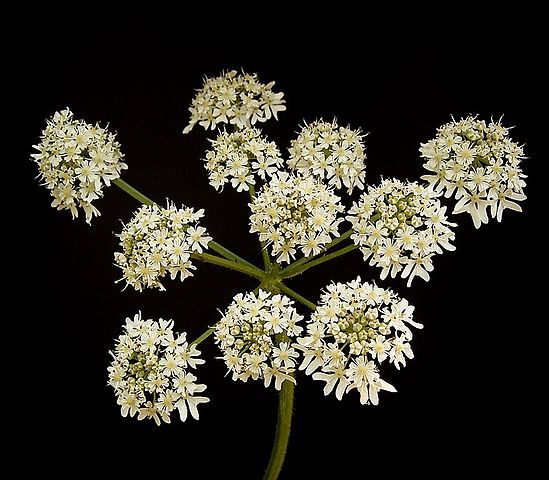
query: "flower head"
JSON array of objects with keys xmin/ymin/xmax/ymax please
[
  {"xmin": 249, "ymin": 172, "xmax": 345, "ymax": 263},
  {"xmin": 183, "ymin": 70, "xmax": 286, "ymax": 133},
  {"xmin": 296, "ymin": 277, "xmax": 421, "ymax": 405},
  {"xmin": 203, "ymin": 127, "xmax": 283, "ymax": 192},
  {"xmin": 288, "ymin": 119, "xmax": 367, "ymax": 194},
  {"xmin": 214, "ymin": 290, "xmax": 303, "ymax": 390},
  {"xmin": 114, "ymin": 202, "xmax": 212, "ymax": 291},
  {"xmin": 31, "ymin": 108, "xmax": 127, "ymax": 223},
  {"xmin": 347, "ymin": 178, "xmax": 456, "ymax": 286},
  {"xmin": 420, "ymin": 116, "xmax": 527, "ymax": 228},
  {"xmin": 108, "ymin": 312, "xmax": 209, "ymax": 425}
]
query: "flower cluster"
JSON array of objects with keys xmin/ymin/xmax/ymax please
[
  {"xmin": 203, "ymin": 128, "xmax": 284, "ymax": 192},
  {"xmin": 249, "ymin": 172, "xmax": 344, "ymax": 263},
  {"xmin": 420, "ymin": 116, "xmax": 527, "ymax": 228},
  {"xmin": 214, "ymin": 290, "xmax": 303, "ymax": 390},
  {"xmin": 31, "ymin": 108, "xmax": 127, "ymax": 223},
  {"xmin": 296, "ymin": 277, "xmax": 421, "ymax": 405},
  {"xmin": 347, "ymin": 179, "xmax": 456, "ymax": 286},
  {"xmin": 288, "ymin": 119, "xmax": 367, "ymax": 194},
  {"xmin": 183, "ymin": 70, "xmax": 286, "ymax": 134},
  {"xmin": 108, "ymin": 312, "xmax": 209, "ymax": 425},
  {"xmin": 114, "ymin": 202, "xmax": 212, "ymax": 291}
]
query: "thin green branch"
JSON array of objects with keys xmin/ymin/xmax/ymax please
[
  {"xmin": 279, "ymin": 244, "xmax": 359, "ymax": 280},
  {"xmin": 208, "ymin": 240, "xmax": 259, "ymax": 269},
  {"xmin": 193, "ymin": 252, "xmax": 265, "ymax": 280},
  {"xmin": 113, "ymin": 178, "xmax": 155, "ymax": 205},
  {"xmin": 278, "ymin": 229, "xmax": 353, "ymax": 278},
  {"xmin": 275, "ymin": 282, "xmax": 316, "ymax": 310},
  {"xmin": 249, "ymin": 184, "xmax": 272, "ymax": 271},
  {"xmin": 191, "ymin": 326, "xmax": 216, "ymax": 346}
]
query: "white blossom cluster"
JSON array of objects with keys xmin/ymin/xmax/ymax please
[
  {"xmin": 183, "ymin": 70, "xmax": 286, "ymax": 134},
  {"xmin": 420, "ymin": 116, "xmax": 527, "ymax": 228},
  {"xmin": 249, "ymin": 172, "xmax": 344, "ymax": 263},
  {"xmin": 31, "ymin": 108, "xmax": 127, "ymax": 223},
  {"xmin": 214, "ymin": 290, "xmax": 303, "ymax": 390},
  {"xmin": 114, "ymin": 202, "xmax": 212, "ymax": 291},
  {"xmin": 296, "ymin": 277, "xmax": 422, "ymax": 405},
  {"xmin": 288, "ymin": 119, "xmax": 367, "ymax": 194},
  {"xmin": 347, "ymin": 179, "xmax": 456, "ymax": 286},
  {"xmin": 108, "ymin": 312, "xmax": 209, "ymax": 425},
  {"xmin": 203, "ymin": 128, "xmax": 283, "ymax": 192}
]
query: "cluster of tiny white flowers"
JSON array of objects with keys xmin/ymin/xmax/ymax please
[
  {"xmin": 288, "ymin": 119, "xmax": 367, "ymax": 194},
  {"xmin": 214, "ymin": 290, "xmax": 303, "ymax": 390},
  {"xmin": 249, "ymin": 172, "xmax": 345, "ymax": 263},
  {"xmin": 420, "ymin": 116, "xmax": 527, "ymax": 228},
  {"xmin": 31, "ymin": 108, "xmax": 127, "ymax": 223},
  {"xmin": 347, "ymin": 178, "xmax": 456, "ymax": 286},
  {"xmin": 114, "ymin": 202, "xmax": 212, "ymax": 291},
  {"xmin": 203, "ymin": 128, "xmax": 284, "ymax": 192},
  {"xmin": 108, "ymin": 312, "xmax": 209, "ymax": 425},
  {"xmin": 183, "ymin": 70, "xmax": 286, "ymax": 134},
  {"xmin": 296, "ymin": 277, "xmax": 422, "ymax": 405}
]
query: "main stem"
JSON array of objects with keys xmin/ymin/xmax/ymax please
[{"xmin": 263, "ymin": 379, "xmax": 295, "ymax": 480}]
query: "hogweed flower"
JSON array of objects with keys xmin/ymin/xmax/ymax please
[
  {"xmin": 296, "ymin": 277, "xmax": 422, "ymax": 405},
  {"xmin": 347, "ymin": 178, "xmax": 456, "ymax": 286},
  {"xmin": 31, "ymin": 108, "xmax": 127, "ymax": 223},
  {"xmin": 203, "ymin": 127, "xmax": 283, "ymax": 192},
  {"xmin": 114, "ymin": 202, "xmax": 212, "ymax": 291},
  {"xmin": 249, "ymin": 172, "xmax": 345, "ymax": 263},
  {"xmin": 108, "ymin": 312, "xmax": 209, "ymax": 425},
  {"xmin": 214, "ymin": 290, "xmax": 303, "ymax": 390},
  {"xmin": 183, "ymin": 70, "xmax": 286, "ymax": 134},
  {"xmin": 420, "ymin": 116, "xmax": 527, "ymax": 228},
  {"xmin": 288, "ymin": 119, "xmax": 367, "ymax": 194}
]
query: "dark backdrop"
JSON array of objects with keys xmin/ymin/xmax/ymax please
[{"xmin": 15, "ymin": 5, "xmax": 543, "ymax": 477}]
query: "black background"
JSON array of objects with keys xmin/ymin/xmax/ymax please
[{"xmin": 15, "ymin": 4, "xmax": 543, "ymax": 477}]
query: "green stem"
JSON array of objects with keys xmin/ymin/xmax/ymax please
[
  {"xmin": 113, "ymin": 178, "xmax": 155, "ymax": 205},
  {"xmin": 208, "ymin": 240, "xmax": 258, "ymax": 269},
  {"xmin": 275, "ymin": 282, "xmax": 316, "ymax": 310},
  {"xmin": 263, "ymin": 380, "xmax": 295, "ymax": 480},
  {"xmin": 278, "ymin": 229, "xmax": 353, "ymax": 278},
  {"xmin": 191, "ymin": 326, "xmax": 215, "ymax": 346},
  {"xmin": 249, "ymin": 185, "xmax": 272, "ymax": 271},
  {"xmin": 279, "ymin": 244, "xmax": 359, "ymax": 280},
  {"xmin": 194, "ymin": 252, "xmax": 265, "ymax": 280}
]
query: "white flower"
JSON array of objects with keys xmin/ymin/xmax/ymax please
[
  {"xmin": 420, "ymin": 116, "xmax": 527, "ymax": 227},
  {"xmin": 114, "ymin": 201, "xmax": 211, "ymax": 291},
  {"xmin": 347, "ymin": 178, "xmax": 456, "ymax": 286},
  {"xmin": 272, "ymin": 342, "xmax": 299, "ymax": 368},
  {"xmin": 288, "ymin": 119, "xmax": 367, "ymax": 194},
  {"xmin": 250, "ymin": 172, "xmax": 345, "ymax": 263},
  {"xmin": 214, "ymin": 290, "xmax": 303, "ymax": 390},
  {"xmin": 108, "ymin": 312, "xmax": 209, "ymax": 424},
  {"xmin": 297, "ymin": 277, "xmax": 420, "ymax": 405},
  {"xmin": 203, "ymin": 128, "xmax": 283, "ymax": 191},
  {"xmin": 183, "ymin": 70, "xmax": 286, "ymax": 134},
  {"xmin": 346, "ymin": 357, "xmax": 396, "ymax": 405},
  {"xmin": 31, "ymin": 108, "xmax": 127, "ymax": 223}
]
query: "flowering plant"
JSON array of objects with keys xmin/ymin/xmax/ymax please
[{"xmin": 32, "ymin": 70, "xmax": 528, "ymax": 479}]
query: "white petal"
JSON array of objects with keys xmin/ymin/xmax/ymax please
[{"xmin": 335, "ymin": 378, "xmax": 349, "ymax": 400}]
